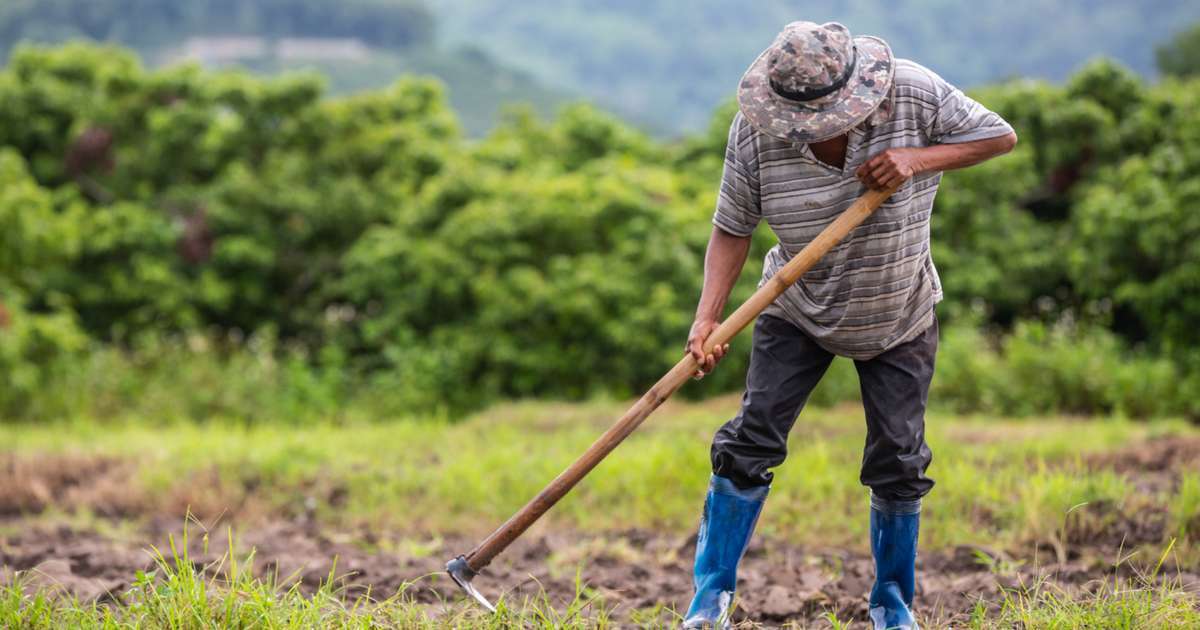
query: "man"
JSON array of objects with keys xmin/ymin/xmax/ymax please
[{"xmin": 682, "ymin": 21, "xmax": 1017, "ymax": 630}]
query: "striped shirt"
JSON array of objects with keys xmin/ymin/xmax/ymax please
[{"xmin": 714, "ymin": 59, "xmax": 1014, "ymax": 359}]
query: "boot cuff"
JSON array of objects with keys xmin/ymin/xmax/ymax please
[{"xmin": 711, "ymin": 474, "xmax": 770, "ymax": 502}]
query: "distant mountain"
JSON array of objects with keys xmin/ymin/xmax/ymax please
[
  {"xmin": 240, "ymin": 45, "xmax": 568, "ymax": 136},
  {"xmin": 0, "ymin": 0, "xmax": 569, "ymax": 136},
  {"xmin": 0, "ymin": 0, "xmax": 435, "ymax": 53},
  {"xmin": 4, "ymin": 1, "xmax": 1197, "ymax": 137},
  {"xmin": 434, "ymin": 0, "xmax": 1200, "ymax": 135}
]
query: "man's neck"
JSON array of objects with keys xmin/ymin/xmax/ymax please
[{"xmin": 809, "ymin": 134, "xmax": 849, "ymax": 169}]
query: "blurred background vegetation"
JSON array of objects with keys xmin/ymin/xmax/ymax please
[
  {"xmin": 2, "ymin": 2, "xmax": 1200, "ymax": 424},
  {"xmin": 3, "ymin": 0, "xmax": 1200, "ymax": 135}
]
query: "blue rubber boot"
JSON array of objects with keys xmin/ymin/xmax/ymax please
[
  {"xmin": 683, "ymin": 475, "xmax": 769, "ymax": 629},
  {"xmin": 868, "ymin": 495, "xmax": 921, "ymax": 630}
]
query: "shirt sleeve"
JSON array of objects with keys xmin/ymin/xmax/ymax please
[
  {"xmin": 711, "ymin": 113, "xmax": 762, "ymax": 237},
  {"xmin": 925, "ymin": 69, "xmax": 1014, "ymax": 145}
]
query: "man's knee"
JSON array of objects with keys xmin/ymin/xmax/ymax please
[
  {"xmin": 709, "ymin": 410, "xmax": 784, "ymax": 489},
  {"xmin": 861, "ymin": 444, "xmax": 934, "ymax": 500},
  {"xmin": 706, "ymin": 314, "xmax": 831, "ymax": 490}
]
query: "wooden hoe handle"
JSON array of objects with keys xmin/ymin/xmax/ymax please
[{"xmin": 461, "ymin": 183, "xmax": 900, "ymax": 573}]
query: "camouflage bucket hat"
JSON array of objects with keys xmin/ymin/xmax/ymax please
[{"xmin": 738, "ymin": 21, "xmax": 894, "ymax": 143}]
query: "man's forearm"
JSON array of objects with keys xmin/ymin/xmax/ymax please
[
  {"xmin": 913, "ymin": 132, "xmax": 1018, "ymax": 174},
  {"xmin": 857, "ymin": 132, "xmax": 1017, "ymax": 189},
  {"xmin": 695, "ymin": 226, "xmax": 753, "ymax": 322}
]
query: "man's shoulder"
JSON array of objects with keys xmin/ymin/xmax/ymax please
[
  {"xmin": 730, "ymin": 110, "xmax": 759, "ymax": 142},
  {"xmin": 728, "ymin": 110, "xmax": 775, "ymax": 155},
  {"xmin": 892, "ymin": 58, "xmax": 951, "ymax": 102}
]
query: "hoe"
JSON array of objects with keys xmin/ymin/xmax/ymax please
[{"xmin": 446, "ymin": 183, "xmax": 902, "ymax": 612}]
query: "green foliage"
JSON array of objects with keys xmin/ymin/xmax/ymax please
[
  {"xmin": 17, "ymin": 319, "xmax": 1187, "ymax": 426},
  {"xmin": 0, "ymin": 44, "xmax": 459, "ymax": 342},
  {"xmin": 1157, "ymin": 23, "xmax": 1200, "ymax": 78},
  {"xmin": 938, "ymin": 60, "xmax": 1200, "ymax": 364},
  {"xmin": 2, "ymin": 42, "xmax": 1200, "ymax": 422},
  {"xmin": 0, "ymin": 149, "xmax": 90, "ymax": 416},
  {"xmin": 1068, "ymin": 98, "xmax": 1200, "ymax": 356},
  {"xmin": 929, "ymin": 144, "xmax": 1060, "ymax": 324},
  {"xmin": 35, "ymin": 331, "xmax": 352, "ymax": 424},
  {"xmin": 0, "ymin": 290, "xmax": 88, "ymax": 418},
  {"xmin": 0, "ymin": 148, "xmax": 82, "ymax": 281},
  {"xmin": 933, "ymin": 319, "xmax": 1188, "ymax": 418}
]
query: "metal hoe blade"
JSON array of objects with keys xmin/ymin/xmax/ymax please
[{"xmin": 446, "ymin": 555, "xmax": 496, "ymax": 613}]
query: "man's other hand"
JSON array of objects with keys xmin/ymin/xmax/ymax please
[{"xmin": 687, "ymin": 318, "xmax": 730, "ymax": 379}]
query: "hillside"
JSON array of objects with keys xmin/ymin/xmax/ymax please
[
  {"xmin": 0, "ymin": 0, "xmax": 569, "ymax": 135},
  {"xmin": 436, "ymin": 0, "xmax": 1200, "ymax": 134},
  {"xmin": 2, "ymin": 1, "xmax": 1198, "ymax": 136}
]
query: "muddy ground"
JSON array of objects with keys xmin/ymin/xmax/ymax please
[
  {"xmin": 2, "ymin": 436, "xmax": 1199, "ymax": 627},
  {"xmin": 5, "ymin": 520, "xmax": 1199, "ymax": 627}
]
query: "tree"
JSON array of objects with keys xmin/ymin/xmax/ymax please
[{"xmin": 1157, "ymin": 23, "xmax": 1200, "ymax": 78}]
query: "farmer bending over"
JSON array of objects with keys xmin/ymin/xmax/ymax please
[{"xmin": 683, "ymin": 21, "xmax": 1017, "ymax": 629}]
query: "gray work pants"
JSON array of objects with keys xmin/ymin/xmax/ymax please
[{"xmin": 711, "ymin": 313, "xmax": 937, "ymax": 501}]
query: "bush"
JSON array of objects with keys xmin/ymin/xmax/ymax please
[
  {"xmin": 0, "ymin": 290, "xmax": 88, "ymax": 418},
  {"xmin": 2, "ymin": 43, "xmax": 1200, "ymax": 421},
  {"xmin": 1069, "ymin": 150, "xmax": 1200, "ymax": 355},
  {"xmin": 935, "ymin": 319, "xmax": 1188, "ymax": 418},
  {"xmin": 33, "ymin": 330, "xmax": 357, "ymax": 424},
  {"xmin": 4, "ymin": 314, "xmax": 1192, "ymax": 423}
]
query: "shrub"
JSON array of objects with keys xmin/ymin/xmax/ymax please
[
  {"xmin": 2, "ymin": 43, "xmax": 1199, "ymax": 421},
  {"xmin": 0, "ymin": 290, "xmax": 88, "ymax": 418},
  {"xmin": 934, "ymin": 319, "xmax": 1188, "ymax": 418}
]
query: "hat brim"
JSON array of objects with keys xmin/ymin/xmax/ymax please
[{"xmin": 737, "ymin": 35, "xmax": 894, "ymax": 143}]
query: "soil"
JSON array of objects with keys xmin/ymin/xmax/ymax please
[
  {"xmin": 2, "ymin": 436, "xmax": 1199, "ymax": 627},
  {"xmin": 1086, "ymin": 434, "xmax": 1200, "ymax": 494},
  {"xmin": 3, "ymin": 520, "xmax": 1197, "ymax": 627}
]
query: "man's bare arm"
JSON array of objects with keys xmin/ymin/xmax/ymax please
[
  {"xmin": 687, "ymin": 225, "xmax": 753, "ymax": 378},
  {"xmin": 856, "ymin": 132, "xmax": 1018, "ymax": 190}
]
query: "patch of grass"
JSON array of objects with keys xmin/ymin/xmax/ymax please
[
  {"xmin": 2, "ymin": 398, "xmax": 1193, "ymax": 554},
  {"xmin": 0, "ymin": 522, "xmax": 621, "ymax": 629},
  {"xmin": 7, "ymin": 557, "xmax": 1195, "ymax": 630},
  {"xmin": 1170, "ymin": 473, "xmax": 1200, "ymax": 540},
  {"xmin": 2, "ymin": 396, "xmax": 1199, "ymax": 628},
  {"xmin": 976, "ymin": 568, "xmax": 1200, "ymax": 628}
]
